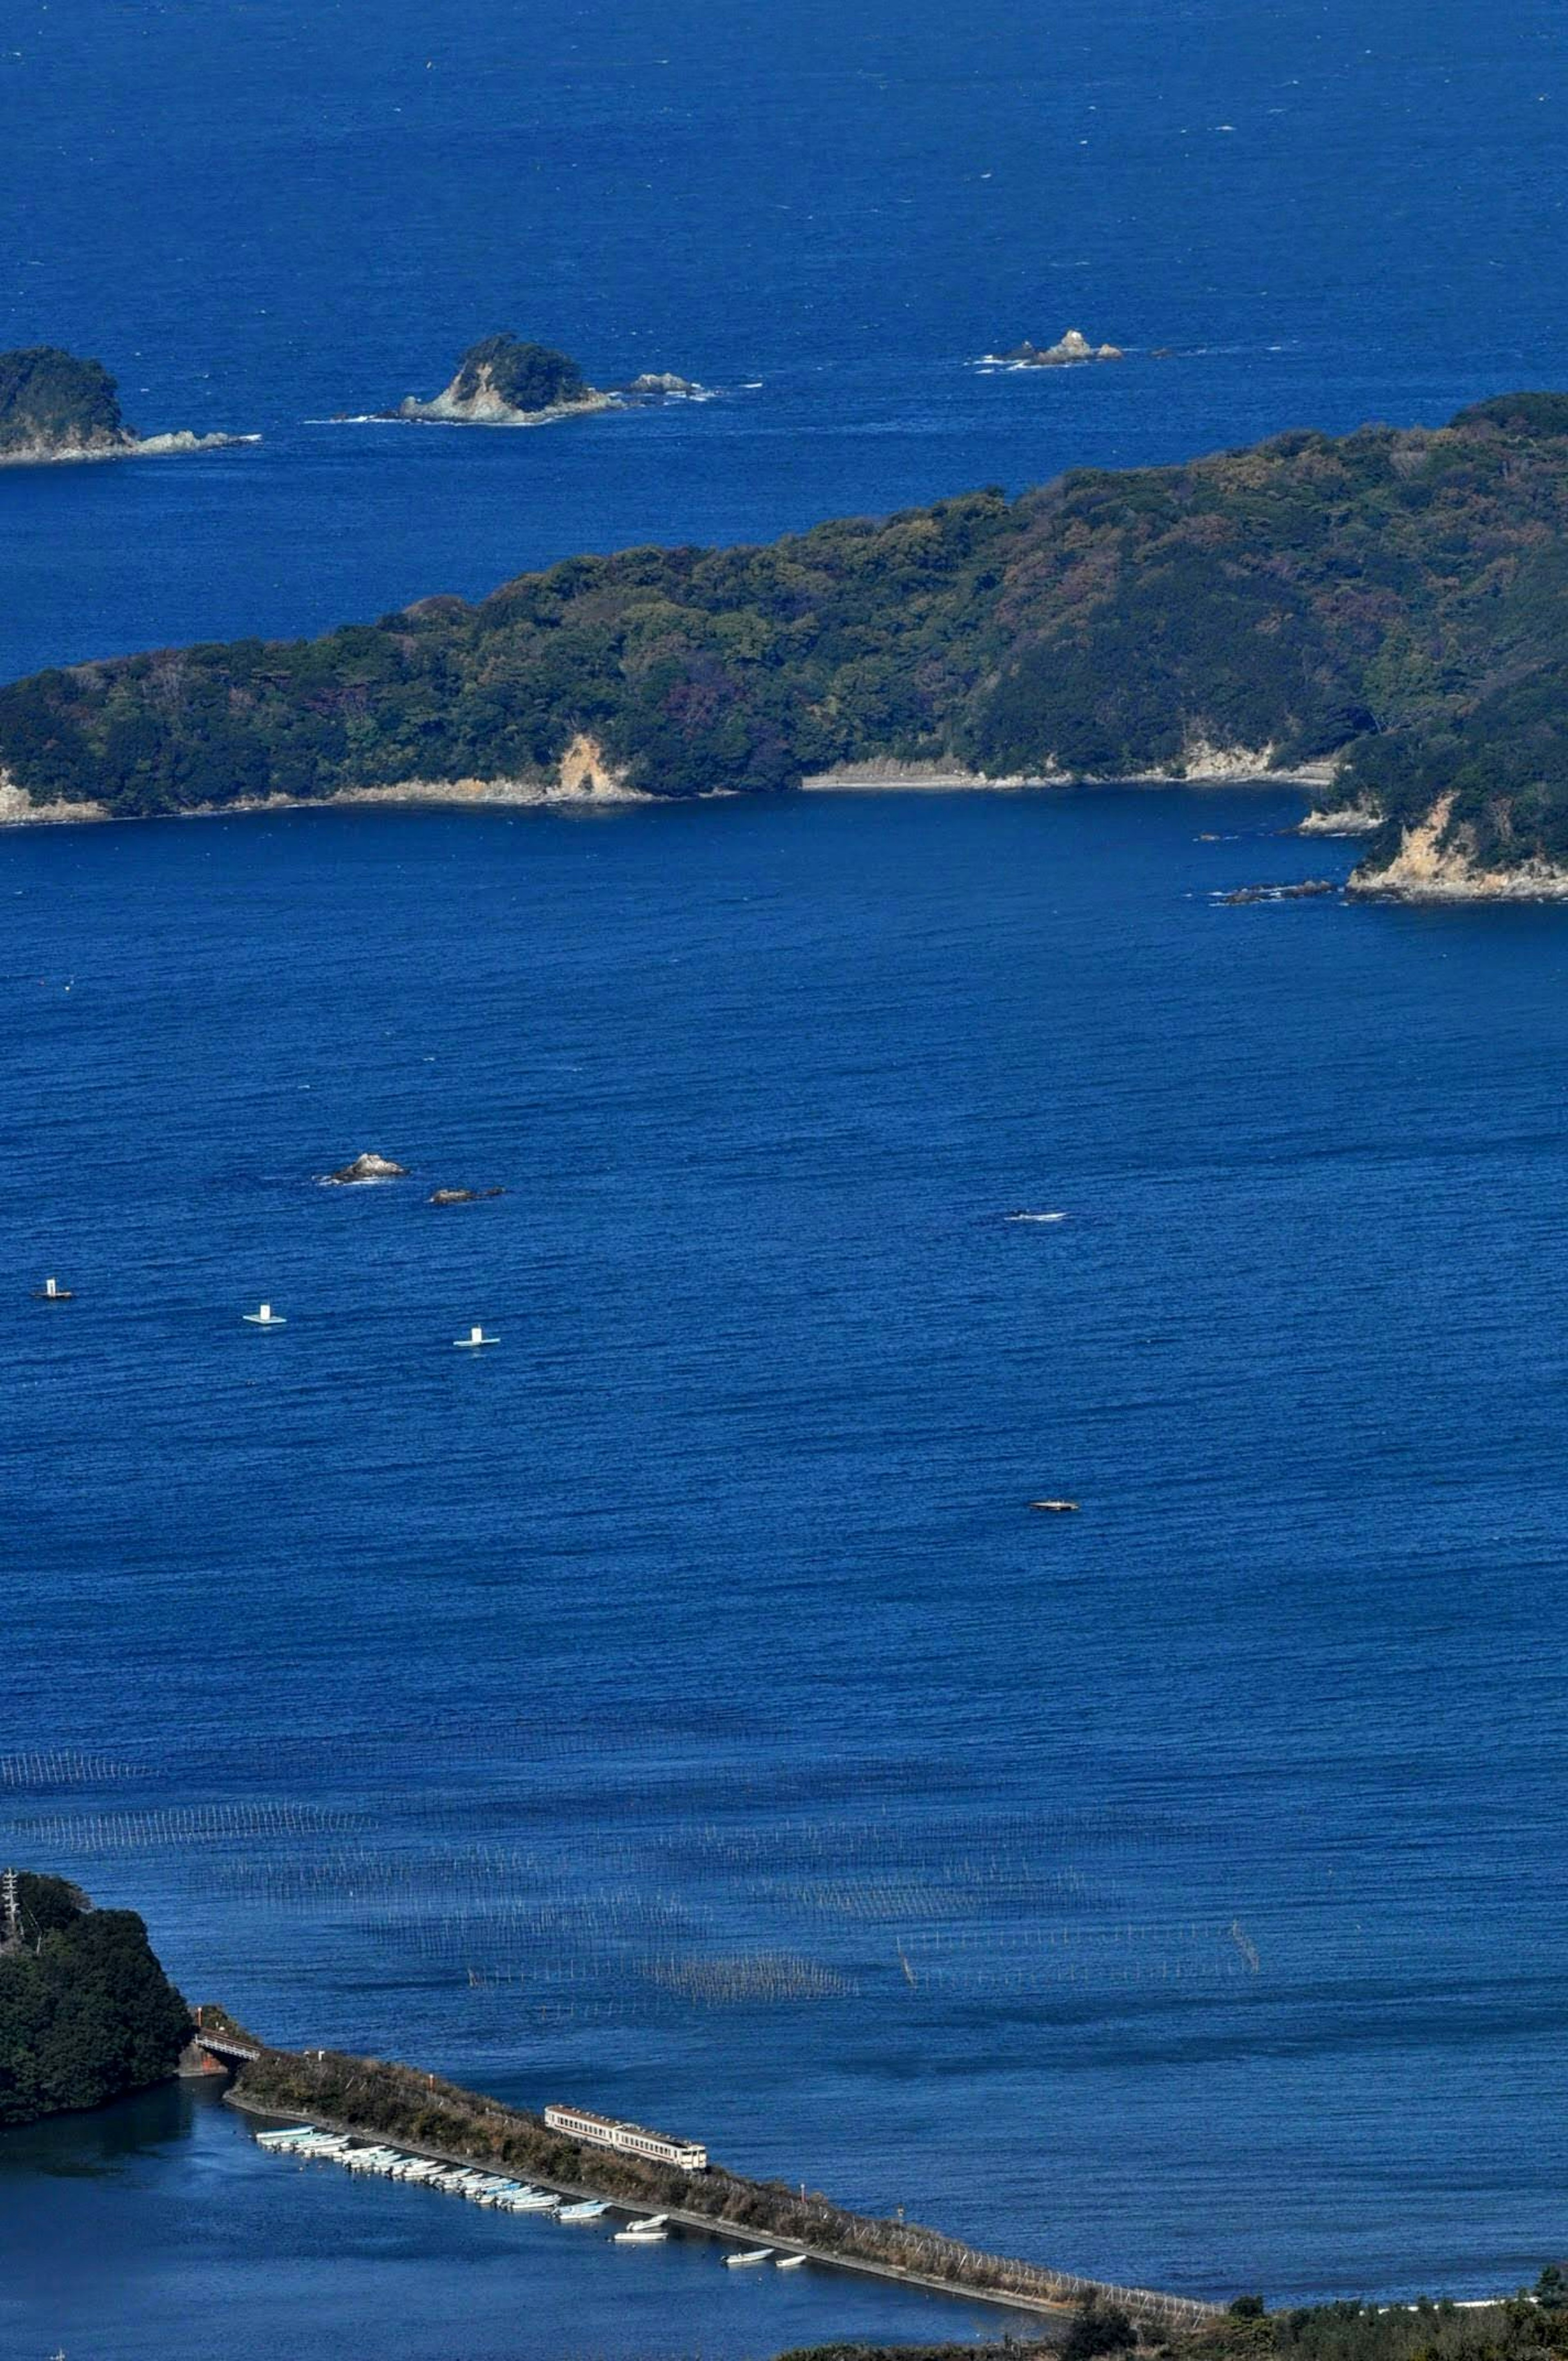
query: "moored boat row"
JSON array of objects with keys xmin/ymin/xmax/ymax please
[
  {"xmin": 254, "ymin": 2126, "xmax": 582, "ymax": 2214},
  {"xmin": 251, "ymin": 2127, "xmax": 808, "ymax": 2264}
]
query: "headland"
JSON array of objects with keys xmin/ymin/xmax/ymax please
[{"xmin": 9, "ymin": 394, "xmax": 1568, "ymax": 897}]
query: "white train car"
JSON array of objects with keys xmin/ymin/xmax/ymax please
[{"xmin": 543, "ymin": 2102, "xmax": 708, "ymax": 2172}]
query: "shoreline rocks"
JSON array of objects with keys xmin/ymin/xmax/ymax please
[
  {"xmin": 1346, "ymin": 793, "xmax": 1568, "ymax": 900},
  {"xmin": 983, "ymin": 328, "xmax": 1124, "ymax": 368}
]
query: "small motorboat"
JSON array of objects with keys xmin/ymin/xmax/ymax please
[
  {"xmin": 454, "ymin": 1323, "xmax": 498, "ymax": 1349},
  {"xmin": 1029, "ymin": 1498, "xmax": 1080, "ymax": 1513},
  {"xmin": 557, "ymin": 2199, "xmax": 610, "ymax": 2220},
  {"xmin": 775, "ymin": 2253, "xmax": 808, "ymax": 2269},
  {"xmin": 243, "ymin": 1302, "xmax": 287, "ymax": 1327},
  {"xmin": 725, "ymin": 2248, "xmax": 773, "ymax": 2267},
  {"xmin": 32, "ymin": 1277, "xmax": 73, "ymax": 1300},
  {"xmin": 614, "ymin": 2224, "xmax": 668, "ymax": 2243}
]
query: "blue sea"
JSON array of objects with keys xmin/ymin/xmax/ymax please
[{"xmin": 6, "ymin": 4, "xmax": 1568, "ymax": 2358}]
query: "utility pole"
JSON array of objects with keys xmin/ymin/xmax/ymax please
[{"xmin": 1, "ymin": 1867, "xmax": 20, "ymax": 1950}]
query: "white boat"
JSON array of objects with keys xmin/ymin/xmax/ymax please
[
  {"xmin": 726, "ymin": 2248, "xmax": 773, "ymax": 2267},
  {"xmin": 614, "ymin": 2225, "xmax": 668, "ymax": 2243},
  {"xmin": 256, "ymin": 2126, "xmax": 315, "ymax": 2145},
  {"xmin": 454, "ymin": 1323, "xmax": 498, "ymax": 1349},
  {"xmin": 505, "ymin": 2189, "xmax": 561, "ymax": 2210},
  {"xmin": 33, "ymin": 1276, "xmax": 73, "ymax": 1301},
  {"xmin": 775, "ymin": 2253, "xmax": 808, "ymax": 2269},
  {"xmin": 557, "ymin": 2200, "xmax": 609, "ymax": 2220},
  {"xmin": 243, "ymin": 1302, "xmax": 287, "ymax": 1326}
]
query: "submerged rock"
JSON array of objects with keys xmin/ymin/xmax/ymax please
[
  {"xmin": 621, "ymin": 371, "xmax": 708, "ymax": 401},
  {"xmin": 428, "ymin": 1187, "xmax": 506, "ymax": 1206},
  {"xmin": 1218, "ymin": 878, "xmax": 1338, "ymax": 905},
  {"xmin": 326, "ymin": 1152, "xmax": 408, "ymax": 1184}
]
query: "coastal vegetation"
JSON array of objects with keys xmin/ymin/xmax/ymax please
[
  {"xmin": 385, "ymin": 333, "xmax": 704, "ymax": 426},
  {"xmin": 440, "ymin": 334, "xmax": 590, "ymax": 414},
  {"xmin": 785, "ymin": 2275, "xmax": 1568, "ymax": 2361},
  {"xmin": 0, "ymin": 1873, "xmax": 192, "ymax": 2123},
  {"xmin": 229, "ymin": 2038, "xmax": 1215, "ymax": 2328},
  {"xmin": 0, "ymin": 344, "xmax": 252, "ymax": 465},
  {"xmin": 12, "ymin": 393, "xmax": 1568, "ymax": 884},
  {"xmin": 0, "ymin": 347, "xmax": 131, "ymax": 458},
  {"xmin": 392, "ymin": 333, "xmax": 600, "ymax": 425}
]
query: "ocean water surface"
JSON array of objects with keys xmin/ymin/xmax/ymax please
[
  {"xmin": 7, "ymin": 0, "xmax": 1568, "ymax": 2354},
  {"xmin": 4, "ymin": 0, "xmax": 1568, "ymax": 681},
  {"xmin": 3, "ymin": 787, "xmax": 1568, "ymax": 2361}
]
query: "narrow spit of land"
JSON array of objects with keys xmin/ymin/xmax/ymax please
[{"xmin": 224, "ymin": 2038, "xmax": 1221, "ymax": 2330}]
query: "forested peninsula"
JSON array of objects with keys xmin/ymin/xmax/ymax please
[
  {"xmin": 10, "ymin": 391, "xmax": 1568, "ymax": 895},
  {"xmin": 0, "ymin": 1873, "xmax": 192, "ymax": 2123}
]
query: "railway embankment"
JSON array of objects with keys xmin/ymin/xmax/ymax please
[{"xmin": 225, "ymin": 2039, "xmax": 1221, "ymax": 2331}]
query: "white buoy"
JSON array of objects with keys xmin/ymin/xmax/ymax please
[
  {"xmin": 454, "ymin": 1324, "xmax": 497, "ymax": 1349},
  {"xmin": 243, "ymin": 1303, "xmax": 287, "ymax": 1327}
]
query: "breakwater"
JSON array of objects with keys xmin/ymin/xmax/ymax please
[{"xmin": 224, "ymin": 2040, "xmax": 1223, "ymax": 2330}]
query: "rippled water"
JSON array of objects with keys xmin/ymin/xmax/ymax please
[
  {"xmin": 4, "ymin": 786, "xmax": 1568, "ymax": 2358},
  {"xmin": 8, "ymin": 0, "xmax": 1568, "ymax": 2352}
]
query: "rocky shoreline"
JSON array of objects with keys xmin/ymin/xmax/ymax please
[
  {"xmin": 802, "ymin": 744, "xmax": 1343, "ymax": 791},
  {"xmin": 7, "ymin": 753, "xmax": 1568, "ymax": 903},
  {"xmin": 0, "ymin": 428, "xmax": 257, "ymax": 466},
  {"xmin": 1345, "ymin": 795, "xmax": 1568, "ymax": 900}
]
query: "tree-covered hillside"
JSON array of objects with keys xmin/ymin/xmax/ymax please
[
  {"xmin": 445, "ymin": 333, "xmax": 591, "ymax": 414},
  {"xmin": 0, "ymin": 347, "xmax": 130, "ymax": 456},
  {"xmin": 9, "ymin": 392, "xmax": 1568, "ymax": 880},
  {"xmin": 0, "ymin": 1873, "xmax": 192, "ymax": 2123}
]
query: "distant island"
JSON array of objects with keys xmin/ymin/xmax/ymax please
[
  {"xmin": 982, "ymin": 329, "xmax": 1124, "ymax": 367},
  {"xmin": 0, "ymin": 346, "xmax": 255, "ymax": 465},
  {"xmin": 12, "ymin": 392, "xmax": 1568, "ymax": 896},
  {"xmin": 372, "ymin": 331, "xmax": 707, "ymax": 428},
  {"xmin": 0, "ymin": 1870, "xmax": 192, "ymax": 2123}
]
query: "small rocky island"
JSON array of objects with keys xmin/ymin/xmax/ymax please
[
  {"xmin": 0, "ymin": 1871, "xmax": 192, "ymax": 2123},
  {"xmin": 0, "ymin": 345, "xmax": 254, "ymax": 464},
  {"xmin": 983, "ymin": 328, "xmax": 1123, "ymax": 367},
  {"xmin": 380, "ymin": 332, "xmax": 706, "ymax": 427},
  {"xmin": 325, "ymin": 1152, "xmax": 408, "ymax": 1184}
]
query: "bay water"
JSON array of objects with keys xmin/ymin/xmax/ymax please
[{"xmin": 5, "ymin": 1, "xmax": 1568, "ymax": 2353}]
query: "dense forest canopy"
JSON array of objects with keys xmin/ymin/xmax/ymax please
[
  {"xmin": 0, "ymin": 1871, "xmax": 191, "ymax": 2123},
  {"xmin": 0, "ymin": 347, "xmax": 129, "ymax": 454},
  {"xmin": 9, "ymin": 393, "xmax": 1568, "ymax": 876}
]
